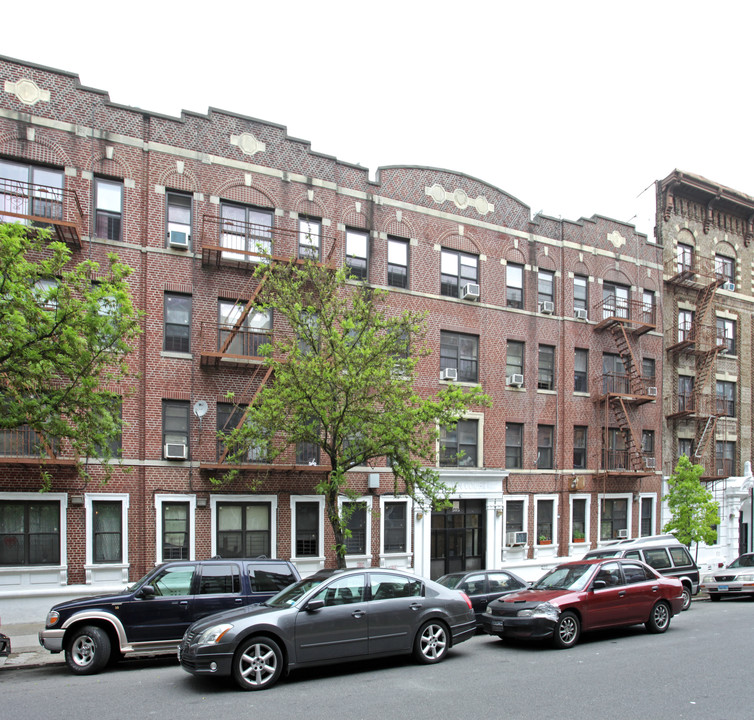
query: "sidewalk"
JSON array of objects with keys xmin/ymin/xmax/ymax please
[{"xmin": 1, "ymin": 622, "xmax": 63, "ymax": 669}]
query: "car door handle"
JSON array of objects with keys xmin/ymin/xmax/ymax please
[
  {"xmin": 352, "ymin": 610, "xmax": 366, "ymax": 619},
  {"xmin": 409, "ymin": 603, "xmax": 423, "ymax": 611},
  {"xmin": 234, "ymin": 598, "xmax": 243, "ymax": 603},
  {"xmin": 618, "ymin": 591, "xmax": 627, "ymax": 597},
  {"xmin": 177, "ymin": 600, "xmax": 189, "ymax": 605},
  {"xmin": 652, "ymin": 585, "xmax": 660, "ymax": 592}
]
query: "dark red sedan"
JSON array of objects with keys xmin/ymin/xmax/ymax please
[{"xmin": 481, "ymin": 558, "xmax": 684, "ymax": 649}]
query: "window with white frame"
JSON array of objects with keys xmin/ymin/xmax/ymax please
[
  {"xmin": 293, "ymin": 499, "xmax": 322, "ymax": 558},
  {"xmin": 571, "ymin": 496, "xmax": 588, "ymax": 543},
  {"xmin": 94, "ymin": 177, "xmax": 123, "ymax": 241},
  {"xmin": 440, "ymin": 419, "xmax": 479, "ymax": 467},
  {"xmin": 717, "ymin": 317, "xmax": 736, "ymax": 355},
  {"xmin": 535, "ymin": 497, "xmax": 555, "ymax": 544},
  {"xmin": 166, "ymin": 191, "xmax": 192, "ymax": 249},
  {"xmin": 506, "ymin": 263, "xmax": 524, "ymax": 308},
  {"xmin": 441, "ymin": 249, "xmax": 478, "ymax": 299},
  {"xmin": 299, "ymin": 217, "xmax": 321, "ymax": 260},
  {"xmin": 387, "ymin": 237, "xmax": 409, "ymax": 288},
  {"xmin": 0, "ymin": 159, "xmax": 64, "ymax": 223},
  {"xmin": 0, "ymin": 494, "xmax": 64, "ymax": 565},
  {"xmin": 345, "ymin": 228, "xmax": 368, "ymax": 280},
  {"xmin": 215, "ymin": 501, "xmax": 271, "ymax": 557},
  {"xmin": 538, "ymin": 270, "xmax": 554, "ymax": 307},
  {"xmin": 504, "ymin": 497, "xmax": 527, "ymax": 540},
  {"xmin": 599, "ymin": 496, "xmax": 629, "ymax": 541},
  {"xmin": 382, "ymin": 499, "xmax": 409, "ymax": 554},
  {"xmin": 155, "ymin": 495, "xmax": 196, "ymax": 562},
  {"xmin": 86, "ymin": 494, "xmax": 128, "ymax": 566},
  {"xmin": 640, "ymin": 496, "xmax": 654, "ymax": 537},
  {"xmin": 341, "ymin": 498, "xmax": 371, "ymax": 555},
  {"xmin": 220, "ymin": 202, "xmax": 273, "ymax": 261},
  {"xmin": 573, "ymin": 275, "xmax": 588, "ymax": 312}
]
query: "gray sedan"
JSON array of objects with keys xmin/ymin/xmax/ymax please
[{"xmin": 178, "ymin": 568, "xmax": 476, "ymax": 690}]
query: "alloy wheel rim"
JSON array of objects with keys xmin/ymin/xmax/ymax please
[
  {"xmin": 239, "ymin": 643, "xmax": 277, "ymax": 686},
  {"xmin": 421, "ymin": 625, "xmax": 447, "ymax": 659}
]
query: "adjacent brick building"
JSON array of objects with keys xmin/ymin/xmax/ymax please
[{"xmin": 0, "ymin": 55, "xmax": 666, "ymax": 607}]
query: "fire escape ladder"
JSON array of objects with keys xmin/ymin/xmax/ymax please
[
  {"xmin": 694, "ymin": 415, "xmax": 717, "ymax": 460},
  {"xmin": 217, "ymin": 365, "xmax": 274, "ymax": 464},
  {"xmin": 610, "ymin": 323, "xmax": 643, "ymax": 394},
  {"xmin": 695, "ymin": 280, "xmax": 722, "ymax": 329},
  {"xmin": 217, "ymin": 272, "xmax": 270, "ymax": 355},
  {"xmin": 611, "ymin": 397, "xmax": 644, "ymax": 472}
]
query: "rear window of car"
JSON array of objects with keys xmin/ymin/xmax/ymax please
[
  {"xmin": 249, "ymin": 563, "xmax": 297, "ymax": 592},
  {"xmin": 643, "ymin": 548, "xmax": 672, "ymax": 570},
  {"xmin": 669, "ymin": 546, "xmax": 694, "ymax": 567}
]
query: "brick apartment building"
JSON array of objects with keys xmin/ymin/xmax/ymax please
[{"xmin": 0, "ymin": 55, "xmax": 665, "ymax": 606}]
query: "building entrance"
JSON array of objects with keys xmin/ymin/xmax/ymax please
[{"xmin": 429, "ymin": 499, "xmax": 485, "ymax": 579}]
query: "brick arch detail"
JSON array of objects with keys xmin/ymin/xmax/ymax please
[
  {"xmin": 0, "ymin": 132, "xmax": 71, "ymax": 168},
  {"xmin": 159, "ymin": 168, "xmax": 200, "ymax": 194},
  {"xmin": 435, "ymin": 229, "xmax": 482, "ymax": 255},
  {"xmin": 213, "ymin": 179, "xmax": 275, "ymax": 210}
]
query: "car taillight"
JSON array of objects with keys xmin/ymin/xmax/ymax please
[{"xmin": 459, "ymin": 591, "xmax": 473, "ymax": 609}]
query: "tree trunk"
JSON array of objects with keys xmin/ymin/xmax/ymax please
[{"xmin": 325, "ymin": 485, "xmax": 347, "ymax": 569}]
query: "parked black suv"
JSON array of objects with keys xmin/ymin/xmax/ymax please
[
  {"xmin": 39, "ymin": 557, "xmax": 300, "ymax": 675},
  {"xmin": 583, "ymin": 534, "xmax": 699, "ymax": 610}
]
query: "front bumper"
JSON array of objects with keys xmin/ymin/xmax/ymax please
[
  {"xmin": 39, "ymin": 629, "xmax": 65, "ymax": 653},
  {"xmin": 481, "ymin": 614, "xmax": 555, "ymax": 640},
  {"xmin": 178, "ymin": 637, "xmax": 235, "ymax": 677},
  {"xmin": 702, "ymin": 581, "xmax": 754, "ymax": 595}
]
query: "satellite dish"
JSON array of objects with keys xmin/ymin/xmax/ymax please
[{"xmin": 193, "ymin": 400, "xmax": 208, "ymax": 418}]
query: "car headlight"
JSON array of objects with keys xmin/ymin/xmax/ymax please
[
  {"xmin": 737, "ymin": 574, "xmax": 754, "ymax": 582},
  {"xmin": 485, "ymin": 606, "xmax": 493, "ymax": 614},
  {"xmin": 702, "ymin": 575, "xmax": 715, "ymax": 584},
  {"xmin": 196, "ymin": 623, "xmax": 233, "ymax": 645},
  {"xmin": 517, "ymin": 602, "xmax": 560, "ymax": 622},
  {"xmin": 46, "ymin": 610, "xmax": 60, "ymax": 626}
]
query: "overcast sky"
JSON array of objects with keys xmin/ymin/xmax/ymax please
[{"xmin": 4, "ymin": 1, "xmax": 753, "ymax": 238}]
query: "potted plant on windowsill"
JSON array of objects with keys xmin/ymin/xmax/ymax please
[
  {"xmin": 538, "ymin": 535, "xmax": 552, "ymax": 545},
  {"xmin": 572, "ymin": 531, "xmax": 585, "ymax": 543}
]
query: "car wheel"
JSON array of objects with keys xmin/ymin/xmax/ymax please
[
  {"xmin": 232, "ymin": 636, "xmax": 283, "ymax": 691},
  {"xmin": 65, "ymin": 625, "xmax": 112, "ymax": 675},
  {"xmin": 709, "ymin": 593, "xmax": 722, "ymax": 602},
  {"xmin": 552, "ymin": 611, "xmax": 580, "ymax": 649},
  {"xmin": 646, "ymin": 601, "xmax": 671, "ymax": 633},
  {"xmin": 680, "ymin": 585, "xmax": 692, "ymax": 611},
  {"xmin": 413, "ymin": 621, "xmax": 449, "ymax": 664}
]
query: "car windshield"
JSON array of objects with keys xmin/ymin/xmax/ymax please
[
  {"xmin": 126, "ymin": 569, "xmax": 158, "ymax": 592},
  {"xmin": 728, "ymin": 555, "xmax": 754, "ymax": 568},
  {"xmin": 265, "ymin": 576, "xmax": 328, "ymax": 607},
  {"xmin": 585, "ymin": 550, "xmax": 623, "ymax": 559},
  {"xmin": 435, "ymin": 575, "xmax": 463, "ymax": 589},
  {"xmin": 531, "ymin": 564, "xmax": 593, "ymax": 591}
]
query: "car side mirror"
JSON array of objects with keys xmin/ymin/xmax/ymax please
[
  {"xmin": 305, "ymin": 599, "xmax": 325, "ymax": 612},
  {"xmin": 138, "ymin": 585, "xmax": 156, "ymax": 599},
  {"xmin": 592, "ymin": 580, "xmax": 607, "ymax": 590}
]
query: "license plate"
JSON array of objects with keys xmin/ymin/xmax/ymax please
[{"xmin": 718, "ymin": 585, "xmax": 729, "ymax": 592}]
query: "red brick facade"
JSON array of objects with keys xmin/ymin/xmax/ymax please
[{"xmin": 0, "ymin": 56, "xmax": 665, "ymax": 593}]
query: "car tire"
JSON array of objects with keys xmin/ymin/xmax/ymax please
[
  {"xmin": 65, "ymin": 625, "xmax": 112, "ymax": 675},
  {"xmin": 709, "ymin": 593, "xmax": 722, "ymax": 602},
  {"xmin": 551, "ymin": 611, "xmax": 580, "ymax": 649},
  {"xmin": 645, "ymin": 601, "xmax": 671, "ymax": 633},
  {"xmin": 681, "ymin": 585, "xmax": 692, "ymax": 611},
  {"xmin": 232, "ymin": 636, "xmax": 283, "ymax": 691},
  {"xmin": 413, "ymin": 620, "xmax": 450, "ymax": 664}
]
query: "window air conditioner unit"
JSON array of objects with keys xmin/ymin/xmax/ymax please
[
  {"xmin": 164, "ymin": 443, "xmax": 188, "ymax": 460},
  {"xmin": 645, "ymin": 457, "xmax": 656, "ymax": 468},
  {"xmin": 168, "ymin": 230, "xmax": 189, "ymax": 249},
  {"xmin": 506, "ymin": 531, "xmax": 527, "ymax": 547},
  {"xmin": 647, "ymin": 386, "xmax": 658, "ymax": 396},
  {"xmin": 617, "ymin": 529, "xmax": 629, "ymax": 539},
  {"xmin": 461, "ymin": 283, "xmax": 480, "ymax": 300},
  {"xmin": 506, "ymin": 374, "xmax": 524, "ymax": 387},
  {"xmin": 574, "ymin": 308, "xmax": 588, "ymax": 320},
  {"xmin": 717, "ymin": 468, "xmax": 727, "ymax": 476},
  {"xmin": 440, "ymin": 368, "xmax": 458, "ymax": 382},
  {"xmin": 723, "ymin": 282, "xmax": 735, "ymax": 291},
  {"xmin": 540, "ymin": 301, "xmax": 555, "ymax": 314}
]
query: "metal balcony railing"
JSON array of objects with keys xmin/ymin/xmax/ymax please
[{"xmin": 199, "ymin": 321, "xmax": 272, "ymax": 365}]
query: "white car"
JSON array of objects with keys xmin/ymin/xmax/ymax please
[{"xmin": 701, "ymin": 553, "xmax": 754, "ymax": 601}]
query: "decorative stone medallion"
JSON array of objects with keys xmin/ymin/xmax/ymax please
[
  {"xmin": 4, "ymin": 78, "xmax": 50, "ymax": 106},
  {"xmin": 425, "ymin": 183, "xmax": 494, "ymax": 216},
  {"xmin": 607, "ymin": 230, "xmax": 626, "ymax": 249},
  {"xmin": 231, "ymin": 132, "xmax": 266, "ymax": 156}
]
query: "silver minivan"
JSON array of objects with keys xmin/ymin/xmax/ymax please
[{"xmin": 583, "ymin": 534, "xmax": 699, "ymax": 610}]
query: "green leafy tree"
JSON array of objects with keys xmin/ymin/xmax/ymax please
[
  {"xmin": 663, "ymin": 455, "xmax": 720, "ymax": 551},
  {"xmin": 219, "ymin": 259, "xmax": 491, "ymax": 567},
  {"xmin": 0, "ymin": 223, "xmax": 141, "ymax": 482}
]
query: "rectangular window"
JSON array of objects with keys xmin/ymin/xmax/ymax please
[
  {"xmin": 440, "ymin": 419, "xmax": 479, "ymax": 467},
  {"xmin": 94, "ymin": 177, "xmax": 123, "ymax": 241},
  {"xmin": 217, "ymin": 402, "xmax": 263, "ymax": 462},
  {"xmin": 536, "ymin": 499, "xmax": 554, "ymax": 543},
  {"xmin": 573, "ymin": 275, "xmax": 588, "ymax": 312},
  {"xmin": 295, "ymin": 501, "xmax": 319, "ymax": 557},
  {"xmin": 716, "ymin": 441, "xmax": 735, "ymax": 477},
  {"xmin": 640, "ymin": 497, "xmax": 653, "ymax": 537},
  {"xmin": 537, "ymin": 425, "xmax": 554, "ymax": 469},
  {"xmin": 574, "ymin": 348, "xmax": 588, "ymax": 392},
  {"xmin": 0, "ymin": 500, "xmax": 60, "ymax": 565},
  {"xmin": 162, "ymin": 400, "xmax": 189, "ymax": 458},
  {"xmin": 387, "ymin": 237, "xmax": 409, "ymax": 288},
  {"xmin": 678, "ymin": 309, "xmax": 694, "ymax": 343},
  {"xmin": 299, "ymin": 217, "xmax": 321, "ymax": 260},
  {"xmin": 606, "ymin": 428, "xmax": 627, "ymax": 470},
  {"xmin": 218, "ymin": 300, "xmax": 272, "ymax": 358},
  {"xmin": 441, "ymin": 249, "xmax": 478, "ymax": 298},
  {"xmin": 506, "ymin": 263, "xmax": 524, "ymax": 308},
  {"xmin": 715, "ymin": 254, "xmax": 735, "ymax": 284},
  {"xmin": 538, "ymin": 270, "xmax": 554, "ymax": 306},
  {"xmin": 716, "ymin": 380, "xmax": 736, "ymax": 417},
  {"xmin": 0, "ymin": 160, "xmax": 64, "ymax": 223},
  {"xmin": 383, "ymin": 501, "xmax": 407, "ymax": 553},
  {"xmin": 603, "ymin": 353, "xmax": 627, "ymax": 394},
  {"xmin": 538, "ymin": 345, "xmax": 555, "ymax": 390},
  {"xmin": 296, "ymin": 418, "xmax": 320, "ymax": 465},
  {"xmin": 572, "ymin": 498, "xmax": 586, "ymax": 541},
  {"xmin": 573, "ymin": 426, "xmax": 587, "ymax": 469},
  {"xmin": 642, "ymin": 358, "xmax": 656, "ymax": 385},
  {"xmin": 92, "ymin": 500, "xmax": 122, "ymax": 563},
  {"xmin": 162, "ymin": 501, "xmax": 190, "ymax": 561},
  {"xmin": 600, "ymin": 498, "xmax": 628, "ymax": 540},
  {"xmin": 164, "ymin": 292, "xmax": 191, "ymax": 353},
  {"xmin": 678, "ymin": 438, "xmax": 693, "ymax": 461},
  {"xmin": 345, "ymin": 228, "xmax": 368, "ymax": 280},
  {"xmin": 717, "ymin": 317, "xmax": 736, "ymax": 355},
  {"xmin": 678, "ymin": 375, "xmax": 694, "ymax": 413},
  {"xmin": 220, "ymin": 203, "xmax": 273, "ymax": 261},
  {"xmin": 506, "ymin": 423, "xmax": 523, "ymax": 469},
  {"xmin": 440, "ymin": 331, "xmax": 479, "ymax": 382},
  {"xmin": 677, "ymin": 243, "xmax": 694, "ymax": 274},
  {"xmin": 603, "ymin": 282, "xmax": 629, "ymax": 320},
  {"xmin": 216, "ymin": 502, "xmax": 271, "ymax": 557},
  {"xmin": 642, "ymin": 290, "xmax": 656, "ymax": 325},
  {"xmin": 505, "ymin": 499, "xmax": 524, "ymax": 534},
  {"xmin": 506, "ymin": 340, "xmax": 524, "ymax": 378},
  {"xmin": 343, "ymin": 502, "xmax": 367, "ymax": 554},
  {"xmin": 166, "ymin": 191, "xmax": 192, "ymax": 249},
  {"xmin": 642, "ymin": 430, "xmax": 655, "ymax": 464}
]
